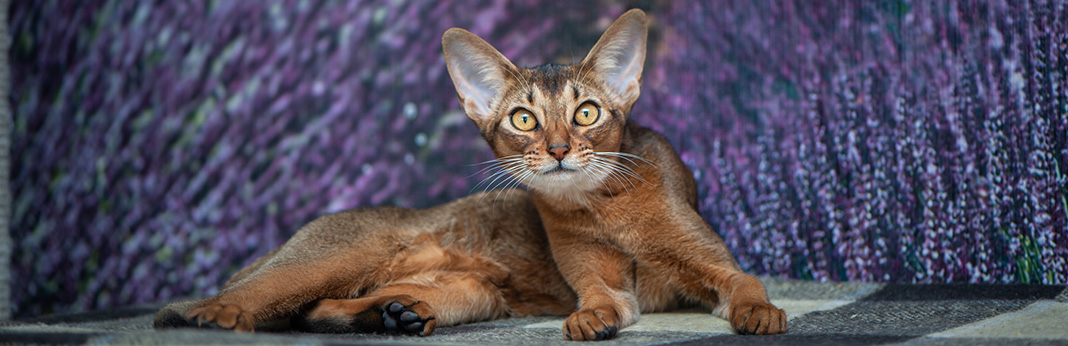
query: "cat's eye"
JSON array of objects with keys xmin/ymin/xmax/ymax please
[
  {"xmin": 574, "ymin": 102, "xmax": 600, "ymax": 126},
  {"xmin": 511, "ymin": 109, "xmax": 537, "ymax": 131}
]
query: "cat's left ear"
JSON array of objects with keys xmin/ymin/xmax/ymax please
[
  {"xmin": 581, "ymin": 9, "xmax": 648, "ymax": 109},
  {"xmin": 442, "ymin": 28, "xmax": 521, "ymax": 127}
]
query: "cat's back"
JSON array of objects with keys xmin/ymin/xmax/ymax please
[
  {"xmin": 436, "ymin": 188, "xmax": 539, "ymax": 227},
  {"xmin": 426, "ymin": 188, "xmax": 546, "ymax": 248}
]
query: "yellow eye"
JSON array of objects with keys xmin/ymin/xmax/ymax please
[
  {"xmin": 574, "ymin": 103, "xmax": 600, "ymax": 126},
  {"xmin": 511, "ymin": 109, "xmax": 537, "ymax": 131}
]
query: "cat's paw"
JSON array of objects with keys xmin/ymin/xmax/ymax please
[
  {"xmin": 381, "ymin": 297, "xmax": 437, "ymax": 336},
  {"xmin": 562, "ymin": 307, "xmax": 620, "ymax": 341},
  {"xmin": 185, "ymin": 303, "xmax": 255, "ymax": 332},
  {"xmin": 730, "ymin": 302, "xmax": 787, "ymax": 335}
]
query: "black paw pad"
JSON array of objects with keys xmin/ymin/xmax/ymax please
[
  {"xmin": 595, "ymin": 325, "xmax": 619, "ymax": 340},
  {"xmin": 382, "ymin": 301, "xmax": 433, "ymax": 335}
]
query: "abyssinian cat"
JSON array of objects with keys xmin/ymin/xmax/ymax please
[
  {"xmin": 442, "ymin": 9, "xmax": 785, "ymax": 340},
  {"xmin": 155, "ymin": 190, "xmax": 576, "ymax": 335},
  {"xmin": 154, "ymin": 9, "xmax": 785, "ymax": 340}
]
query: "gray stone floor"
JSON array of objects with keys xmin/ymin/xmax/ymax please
[{"xmin": 2, "ymin": 278, "xmax": 1066, "ymax": 345}]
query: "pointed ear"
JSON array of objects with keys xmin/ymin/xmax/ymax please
[
  {"xmin": 442, "ymin": 28, "xmax": 520, "ymax": 125},
  {"xmin": 580, "ymin": 9, "xmax": 648, "ymax": 108}
]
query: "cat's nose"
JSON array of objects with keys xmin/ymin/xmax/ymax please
[{"xmin": 548, "ymin": 144, "xmax": 570, "ymax": 161}]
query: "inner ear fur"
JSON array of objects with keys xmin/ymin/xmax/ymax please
[
  {"xmin": 442, "ymin": 28, "xmax": 521, "ymax": 127},
  {"xmin": 580, "ymin": 9, "xmax": 648, "ymax": 110}
]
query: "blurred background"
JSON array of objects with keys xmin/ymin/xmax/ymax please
[{"xmin": 6, "ymin": 0, "xmax": 1067, "ymax": 318}]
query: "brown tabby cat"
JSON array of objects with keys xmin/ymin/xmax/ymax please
[
  {"xmin": 441, "ymin": 9, "xmax": 786, "ymax": 340},
  {"xmin": 154, "ymin": 9, "xmax": 785, "ymax": 340},
  {"xmin": 155, "ymin": 190, "xmax": 577, "ymax": 335}
]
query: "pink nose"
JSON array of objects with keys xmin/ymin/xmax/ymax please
[{"xmin": 548, "ymin": 145, "xmax": 570, "ymax": 161}]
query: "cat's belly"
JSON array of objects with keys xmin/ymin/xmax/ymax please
[{"xmin": 635, "ymin": 264, "xmax": 685, "ymax": 313}]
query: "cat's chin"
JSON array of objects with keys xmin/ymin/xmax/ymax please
[{"xmin": 524, "ymin": 170, "xmax": 607, "ymax": 204}]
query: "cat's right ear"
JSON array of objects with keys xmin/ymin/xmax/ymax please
[{"xmin": 442, "ymin": 28, "xmax": 519, "ymax": 126}]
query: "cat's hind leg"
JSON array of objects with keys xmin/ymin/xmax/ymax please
[
  {"xmin": 302, "ymin": 270, "xmax": 510, "ymax": 336},
  {"xmin": 301, "ymin": 293, "xmax": 436, "ymax": 335}
]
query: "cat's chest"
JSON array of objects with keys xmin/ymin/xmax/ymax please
[
  {"xmin": 532, "ymin": 189, "xmax": 667, "ymax": 242},
  {"xmin": 551, "ymin": 207, "xmax": 649, "ymax": 247}
]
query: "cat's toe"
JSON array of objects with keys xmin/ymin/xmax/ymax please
[
  {"xmin": 562, "ymin": 307, "xmax": 620, "ymax": 341},
  {"xmin": 730, "ymin": 302, "xmax": 787, "ymax": 335},
  {"xmin": 381, "ymin": 299, "xmax": 436, "ymax": 336},
  {"xmin": 185, "ymin": 303, "xmax": 255, "ymax": 332}
]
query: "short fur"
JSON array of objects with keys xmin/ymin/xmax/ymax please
[
  {"xmin": 155, "ymin": 9, "xmax": 785, "ymax": 340},
  {"xmin": 154, "ymin": 191, "xmax": 576, "ymax": 335},
  {"xmin": 442, "ymin": 9, "xmax": 786, "ymax": 340}
]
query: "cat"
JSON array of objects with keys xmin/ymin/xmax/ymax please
[
  {"xmin": 155, "ymin": 191, "xmax": 577, "ymax": 335},
  {"xmin": 154, "ymin": 8, "xmax": 786, "ymax": 340},
  {"xmin": 441, "ymin": 8, "xmax": 786, "ymax": 340}
]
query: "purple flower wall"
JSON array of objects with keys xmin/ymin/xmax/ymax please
[
  {"xmin": 8, "ymin": 0, "xmax": 1066, "ymax": 317},
  {"xmin": 642, "ymin": 0, "xmax": 1068, "ymax": 284}
]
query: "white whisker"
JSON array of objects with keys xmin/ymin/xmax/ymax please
[
  {"xmin": 469, "ymin": 154, "xmax": 523, "ymax": 167},
  {"xmin": 587, "ymin": 160, "xmax": 632, "ymax": 196},
  {"xmin": 495, "ymin": 169, "xmax": 535, "ymax": 203},
  {"xmin": 595, "ymin": 152, "xmax": 658, "ymax": 169},
  {"xmin": 484, "ymin": 167, "xmax": 522, "ymax": 192},
  {"xmin": 592, "ymin": 156, "xmax": 650, "ymax": 185},
  {"xmin": 579, "ymin": 165, "xmax": 614, "ymax": 198},
  {"xmin": 470, "ymin": 160, "xmax": 525, "ymax": 192},
  {"xmin": 468, "ymin": 158, "xmax": 524, "ymax": 179},
  {"xmin": 470, "ymin": 156, "xmax": 531, "ymax": 202}
]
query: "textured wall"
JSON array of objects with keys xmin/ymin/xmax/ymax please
[
  {"xmin": 8, "ymin": 0, "xmax": 1068, "ymax": 318},
  {"xmin": 1, "ymin": 0, "xmax": 12, "ymax": 320}
]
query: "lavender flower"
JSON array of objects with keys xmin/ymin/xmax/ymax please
[{"xmin": 9, "ymin": 0, "xmax": 1068, "ymax": 317}]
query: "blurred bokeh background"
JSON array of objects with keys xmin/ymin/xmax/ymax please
[{"xmin": 6, "ymin": 0, "xmax": 1067, "ymax": 318}]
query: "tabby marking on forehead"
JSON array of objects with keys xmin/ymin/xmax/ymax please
[{"xmin": 526, "ymin": 63, "xmax": 574, "ymax": 97}]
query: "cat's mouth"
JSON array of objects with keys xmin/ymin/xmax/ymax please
[{"xmin": 544, "ymin": 166, "xmax": 576, "ymax": 174}]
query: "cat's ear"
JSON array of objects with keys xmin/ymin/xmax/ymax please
[
  {"xmin": 580, "ymin": 9, "xmax": 647, "ymax": 108},
  {"xmin": 442, "ymin": 28, "xmax": 520, "ymax": 126}
]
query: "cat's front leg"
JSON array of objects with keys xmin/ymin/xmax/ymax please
[
  {"xmin": 720, "ymin": 272, "xmax": 786, "ymax": 335},
  {"xmin": 647, "ymin": 211, "xmax": 787, "ymax": 335},
  {"xmin": 547, "ymin": 231, "xmax": 639, "ymax": 341}
]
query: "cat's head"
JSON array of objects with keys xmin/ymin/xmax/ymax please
[{"xmin": 442, "ymin": 9, "xmax": 647, "ymax": 199}]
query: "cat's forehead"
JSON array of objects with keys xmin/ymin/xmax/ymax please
[{"xmin": 524, "ymin": 63, "xmax": 578, "ymax": 98}]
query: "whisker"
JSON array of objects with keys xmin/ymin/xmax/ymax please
[
  {"xmin": 467, "ymin": 155, "xmax": 523, "ymax": 180},
  {"xmin": 469, "ymin": 154, "xmax": 524, "ymax": 167},
  {"xmin": 596, "ymin": 152, "xmax": 658, "ymax": 169},
  {"xmin": 481, "ymin": 171, "xmax": 517, "ymax": 202},
  {"xmin": 472, "ymin": 162, "xmax": 526, "ymax": 195},
  {"xmin": 484, "ymin": 166, "xmax": 524, "ymax": 192},
  {"xmin": 587, "ymin": 160, "xmax": 632, "ymax": 196},
  {"xmin": 592, "ymin": 157, "xmax": 651, "ymax": 186},
  {"xmin": 467, "ymin": 158, "xmax": 524, "ymax": 178},
  {"xmin": 597, "ymin": 158, "xmax": 641, "ymax": 188},
  {"xmin": 467, "ymin": 162, "xmax": 516, "ymax": 181},
  {"xmin": 581, "ymin": 165, "xmax": 615, "ymax": 198},
  {"xmin": 476, "ymin": 158, "xmax": 525, "ymax": 179},
  {"xmin": 604, "ymin": 163, "xmax": 638, "ymax": 193},
  {"xmin": 495, "ymin": 170, "xmax": 535, "ymax": 203},
  {"xmin": 501, "ymin": 67, "xmax": 534, "ymax": 97},
  {"xmin": 578, "ymin": 57, "xmax": 597, "ymax": 84},
  {"xmin": 591, "ymin": 157, "xmax": 640, "ymax": 183}
]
